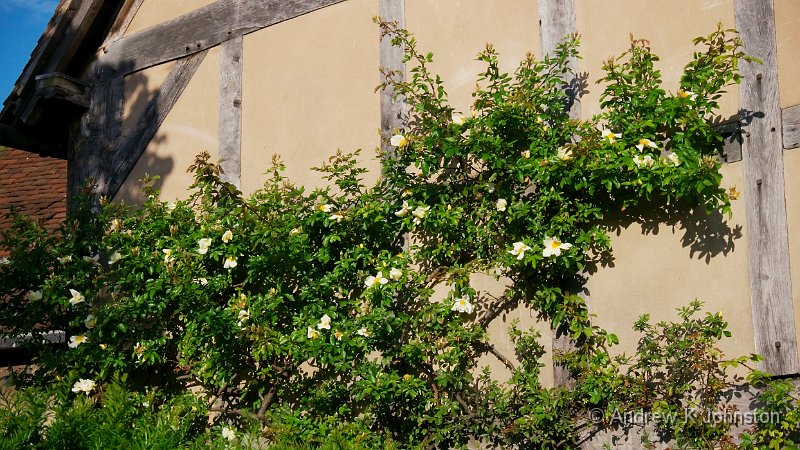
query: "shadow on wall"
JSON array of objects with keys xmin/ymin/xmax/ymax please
[
  {"xmin": 105, "ymin": 63, "xmax": 175, "ymax": 205},
  {"xmin": 586, "ymin": 200, "xmax": 744, "ymax": 274}
]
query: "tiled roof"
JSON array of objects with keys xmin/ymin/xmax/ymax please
[{"xmin": 0, "ymin": 147, "xmax": 67, "ymax": 255}]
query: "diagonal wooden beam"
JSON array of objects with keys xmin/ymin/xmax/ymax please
[
  {"xmin": 103, "ymin": 0, "xmax": 145, "ymax": 47},
  {"xmin": 736, "ymin": 0, "xmax": 799, "ymax": 375},
  {"xmin": 92, "ymin": 0, "xmax": 346, "ymax": 82},
  {"xmin": 104, "ymin": 50, "xmax": 209, "ymax": 200}
]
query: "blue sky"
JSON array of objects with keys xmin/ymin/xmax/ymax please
[{"xmin": 0, "ymin": 0, "xmax": 59, "ymax": 101}]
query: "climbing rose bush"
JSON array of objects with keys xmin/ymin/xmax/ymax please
[{"xmin": 1, "ymin": 22, "xmax": 796, "ymax": 449}]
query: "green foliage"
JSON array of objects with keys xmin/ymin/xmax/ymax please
[
  {"xmin": 0, "ymin": 379, "xmax": 207, "ymax": 449},
  {"xmin": 1, "ymin": 21, "xmax": 797, "ymax": 449}
]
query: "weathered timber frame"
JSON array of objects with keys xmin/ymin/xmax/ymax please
[
  {"xmin": 538, "ymin": 0, "xmax": 581, "ymax": 387},
  {"xmin": 219, "ymin": 36, "xmax": 243, "ymax": 188},
  {"xmin": 735, "ymin": 0, "xmax": 799, "ymax": 375},
  {"xmin": 73, "ymin": 0, "xmax": 349, "ymax": 199},
  {"xmin": 3, "ymin": 0, "xmax": 800, "ymax": 377},
  {"xmin": 784, "ymin": 105, "xmax": 800, "ymax": 150},
  {"xmin": 92, "ymin": 0, "xmax": 347, "ymax": 82},
  {"xmin": 379, "ymin": 0, "xmax": 407, "ymax": 158}
]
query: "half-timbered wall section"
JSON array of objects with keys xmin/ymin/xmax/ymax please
[{"xmin": 3, "ymin": 0, "xmax": 800, "ymax": 404}]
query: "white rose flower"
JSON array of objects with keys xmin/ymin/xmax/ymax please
[
  {"xmin": 221, "ymin": 426, "xmax": 236, "ymax": 441},
  {"xmin": 71, "ymin": 379, "xmax": 96, "ymax": 394},
  {"xmin": 197, "ymin": 238, "xmax": 212, "ymax": 255},
  {"xmin": 364, "ymin": 272, "xmax": 389, "ymax": 288},
  {"xmin": 412, "ymin": 205, "xmax": 430, "ymax": 225},
  {"xmin": 68, "ymin": 335, "xmax": 88, "ymax": 348},
  {"xmin": 601, "ymin": 128, "xmax": 622, "ymax": 144},
  {"xmin": 317, "ymin": 314, "xmax": 332, "ymax": 330},
  {"xmin": 390, "ymin": 134, "xmax": 408, "ymax": 147},
  {"xmin": 633, "ymin": 154, "xmax": 655, "ymax": 168},
  {"xmin": 221, "ymin": 230, "xmax": 233, "ymax": 243},
  {"xmin": 395, "ymin": 201, "xmax": 411, "ymax": 217},
  {"xmin": 389, "ymin": 268, "xmax": 403, "ymax": 281},
  {"xmin": 108, "ymin": 252, "xmax": 122, "ymax": 265},
  {"xmin": 635, "ymin": 138, "xmax": 658, "ymax": 152},
  {"xmin": 496, "ymin": 199, "xmax": 507, "ymax": 212},
  {"xmin": 666, "ymin": 153, "xmax": 681, "ymax": 166},
  {"xmin": 542, "ymin": 237, "xmax": 573, "ymax": 257},
  {"xmin": 451, "ymin": 296, "xmax": 474, "ymax": 314},
  {"xmin": 237, "ymin": 309, "xmax": 250, "ymax": 326},
  {"xmin": 83, "ymin": 254, "xmax": 101, "ymax": 266},
  {"xmin": 508, "ymin": 242, "xmax": 531, "ymax": 260},
  {"xmin": 69, "ymin": 289, "xmax": 85, "ymax": 306},
  {"xmin": 557, "ymin": 146, "xmax": 574, "ymax": 161},
  {"xmin": 27, "ymin": 290, "xmax": 43, "ymax": 301},
  {"xmin": 223, "ymin": 256, "xmax": 238, "ymax": 269}
]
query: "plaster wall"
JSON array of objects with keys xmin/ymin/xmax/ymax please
[
  {"xmin": 124, "ymin": 0, "xmax": 218, "ymax": 36},
  {"xmin": 783, "ymin": 150, "xmax": 800, "ymax": 352},
  {"xmin": 240, "ymin": 0, "xmax": 381, "ymax": 193},
  {"xmin": 405, "ymin": 0, "xmax": 540, "ymax": 114},
  {"xmin": 576, "ymin": 0, "xmax": 740, "ymax": 121},
  {"xmin": 115, "ymin": 47, "xmax": 221, "ymax": 203},
  {"xmin": 586, "ymin": 162, "xmax": 755, "ymax": 361},
  {"xmin": 775, "ymin": 0, "xmax": 800, "ymax": 109}
]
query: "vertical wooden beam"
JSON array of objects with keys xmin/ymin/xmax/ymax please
[
  {"xmin": 736, "ymin": 0, "xmax": 799, "ymax": 375},
  {"xmin": 219, "ymin": 35, "xmax": 244, "ymax": 188},
  {"xmin": 379, "ymin": 0, "xmax": 407, "ymax": 157},
  {"xmin": 68, "ymin": 76, "xmax": 124, "ymax": 209},
  {"xmin": 539, "ymin": 0, "xmax": 580, "ymax": 387},
  {"xmin": 538, "ymin": 0, "xmax": 579, "ymax": 120}
]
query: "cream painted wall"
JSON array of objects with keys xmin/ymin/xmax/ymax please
[
  {"xmin": 240, "ymin": 0, "xmax": 380, "ymax": 194},
  {"xmin": 125, "ymin": 0, "xmax": 218, "ymax": 36},
  {"xmin": 783, "ymin": 150, "xmax": 800, "ymax": 353},
  {"xmin": 430, "ymin": 271, "xmax": 555, "ymax": 387},
  {"xmin": 121, "ymin": 61, "xmax": 174, "ymax": 138},
  {"xmin": 775, "ymin": 0, "xmax": 800, "ymax": 109},
  {"xmin": 115, "ymin": 47, "xmax": 221, "ymax": 203},
  {"xmin": 576, "ymin": 0, "xmax": 739, "ymax": 120},
  {"xmin": 587, "ymin": 162, "xmax": 754, "ymax": 360},
  {"xmin": 405, "ymin": 0, "xmax": 540, "ymax": 113}
]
